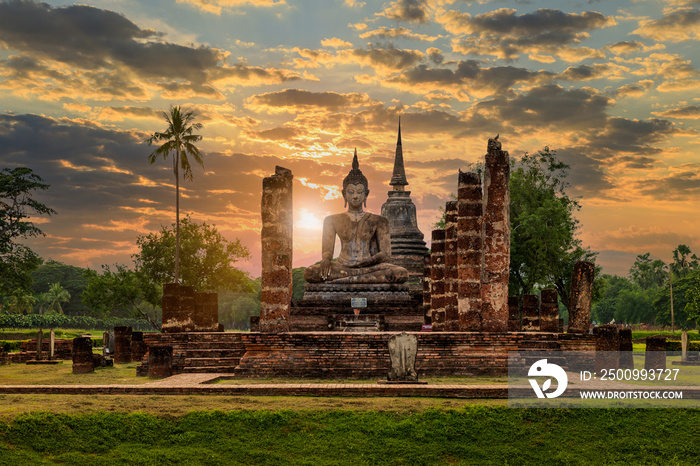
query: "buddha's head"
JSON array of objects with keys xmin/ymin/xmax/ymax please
[{"xmin": 342, "ymin": 148, "xmax": 369, "ymax": 208}]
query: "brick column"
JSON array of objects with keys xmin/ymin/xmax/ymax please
[
  {"xmin": 161, "ymin": 283, "xmax": 195, "ymax": 333},
  {"xmin": 36, "ymin": 329, "xmax": 43, "ymax": 361},
  {"xmin": 422, "ymin": 254, "xmax": 431, "ymax": 323},
  {"xmin": 130, "ymin": 331, "xmax": 147, "ymax": 363},
  {"xmin": 148, "ymin": 345, "xmax": 173, "ymax": 378},
  {"xmin": 457, "ymin": 171, "xmax": 483, "ymax": 331},
  {"xmin": 444, "ymin": 201, "xmax": 459, "ymax": 331},
  {"xmin": 260, "ymin": 166, "xmax": 294, "ymax": 333},
  {"xmin": 114, "ymin": 326, "xmax": 132, "ymax": 363},
  {"xmin": 194, "ymin": 291, "xmax": 219, "ymax": 331},
  {"xmin": 594, "ymin": 325, "xmax": 620, "ymax": 374},
  {"xmin": 645, "ymin": 336, "xmax": 666, "ymax": 370},
  {"xmin": 540, "ymin": 289, "xmax": 560, "ymax": 333},
  {"xmin": 568, "ymin": 261, "xmax": 595, "ymax": 333},
  {"xmin": 430, "ymin": 229, "xmax": 446, "ymax": 330},
  {"xmin": 507, "ymin": 296, "xmax": 520, "ymax": 331},
  {"xmin": 72, "ymin": 337, "xmax": 94, "ymax": 374},
  {"xmin": 619, "ymin": 328, "xmax": 634, "ymax": 369},
  {"xmin": 481, "ymin": 147, "xmax": 510, "ymax": 332},
  {"xmin": 521, "ymin": 294, "xmax": 539, "ymax": 331}
]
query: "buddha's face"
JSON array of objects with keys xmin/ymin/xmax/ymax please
[{"xmin": 344, "ymin": 183, "xmax": 368, "ymax": 209}]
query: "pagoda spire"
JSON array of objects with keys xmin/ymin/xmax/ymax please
[{"xmin": 389, "ymin": 117, "xmax": 408, "ymax": 190}]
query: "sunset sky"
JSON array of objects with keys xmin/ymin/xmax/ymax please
[{"xmin": 2, "ymin": 0, "xmax": 700, "ymax": 279}]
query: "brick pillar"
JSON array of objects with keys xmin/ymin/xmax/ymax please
[
  {"xmin": 194, "ymin": 291, "xmax": 219, "ymax": 331},
  {"xmin": 161, "ymin": 283, "xmax": 195, "ymax": 333},
  {"xmin": 457, "ymin": 171, "xmax": 483, "ymax": 331},
  {"xmin": 594, "ymin": 325, "xmax": 620, "ymax": 374},
  {"xmin": 260, "ymin": 166, "xmax": 293, "ymax": 333},
  {"xmin": 645, "ymin": 336, "xmax": 666, "ymax": 370},
  {"xmin": 444, "ymin": 201, "xmax": 459, "ymax": 331},
  {"xmin": 148, "ymin": 345, "xmax": 173, "ymax": 378},
  {"xmin": 161, "ymin": 283, "xmax": 179, "ymax": 332},
  {"xmin": 180, "ymin": 285, "xmax": 196, "ymax": 332},
  {"xmin": 507, "ymin": 296, "xmax": 520, "ymax": 331},
  {"xmin": 540, "ymin": 289, "xmax": 560, "ymax": 333},
  {"xmin": 130, "ymin": 331, "xmax": 147, "ymax": 363},
  {"xmin": 568, "ymin": 261, "xmax": 595, "ymax": 333},
  {"xmin": 49, "ymin": 329, "xmax": 55, "ymax": 361},
  {"xmin": 72, "ymin": 337, "xmax": 94, "ymax": 374},
  {"xmin": 619, "ymin": 328, "xmax": 634, "ymax": 369},
  {"xmin": 36, "ymin": 329, "xmax": 43, "ymax": 361},
  {"xmin": 422, "ymin": 255, "xmax": 431, "ymax": 323},
  {"xmin": 113, "ymin": 326, "xmax": 132, "ymax": 363},
  {"xmin": 430, "ymin": 229, "xmax": 446, "ymax": 330},
  {"xmin": 521, "ymin": 294, "xmax": 540, "ymax": 331},
  {"xmin": 481, "ymin": 147, "xmax": 510, "ymax": 332}
]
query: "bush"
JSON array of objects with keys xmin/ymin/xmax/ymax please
[{"xmin": 0, "ymin": 314, "xmax": 153, "ymax": 331}]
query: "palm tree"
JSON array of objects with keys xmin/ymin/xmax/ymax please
[
  {"xmin": 671, "ymin": 244, "xmax": 699, "ymax": 279},
  {"xmin": 45, "ymin": 282, "xmax": 70, "ymax": 314},
  {"xmin": 147, "ymin": 106, "xmax": 204, "ymax": 283}
]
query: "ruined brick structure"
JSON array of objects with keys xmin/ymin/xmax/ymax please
[
  {"xmin": 568, "ymin": 261, "xmax": 595, "ymax": 333},
  {"xmin": 425, "ymin": 136, "xmax": 511, "ymax": 332},
  {"xmin": 162, "ymin": 284, "xmax": 221, "ymax": 333},
  {"xmin": 114, "ymin": 326, "xmax": 132, "ymax": 363},
  {"xmin": 457, "ymin": 172, "xmax": 483, "ymax": 331},
  {"xmin": 429, "ymin": 229, "xmax": 446, "ymax": 327},
  {"xmin": 260, "ymin": 166, "xmax": 294, "ymax": 333},
  {"xmin": 72, "ymin": 336, "xmax": 94, "ymax": 374},
  {"xmin": 136, "ymin": 331, "xmax": 595, "ymax": 377}
]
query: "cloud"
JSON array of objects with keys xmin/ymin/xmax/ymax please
[
  {"xmin": 377, "ymin": 0, "xmax": 430, "ymax": 23},
  {"xmin": 612, "ymin": 79, "xmax": 654, "ymax": 99},
  {"xmin": 652, "ymin": 105, "xmax": 700, "ymax": 119},
  {"xmin": 247, "ymin": 89, "xmax": 373, "ymax": 113},
  {"xmin": 474, "ymin": 84, "xmax": 611, "ymax": 133},
  {"xmin": 321, "ymin": 37, "xmax": 353, "ymax": 48},
  {"xmin": 633, "ymin": 8, "xmax": 700, "ymax": 42},
  {"xmin": 213, "ymin": 63, "xmax": 302, "ymax": 87},
  {"xmin": 586, "ymin": 117, "xmax": 679, "ymax": 156},
  {"xmin": 0, "ymin": 1, "xmax": 299, "ymax": 100},
  {"xmin": 554, "ymin": 148, "xmax": 615, "ymax": 197},
  {"xmin": 385, "ymin": 60, "xmax": 555, "ymax": 98},
  {"xmin": 351, "ymin": 44, "xmax": 425, "ymax": 73},
  {"xmin": 359, "ymin": 27, "xmax": 439, "ymax": 41},
  {"xmin": 176, "ymin": 0, "xmax": 287, "ymax": 15},
  {"xmin": 634, "ymin": 168, "xmax": 700, "ymax": 200},
  {"xmin": 439, "ymin": 8, "xmax": 615, "ymax": 60}
]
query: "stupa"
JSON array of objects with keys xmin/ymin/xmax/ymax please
[{"xmin": 380, "ymin": 119, "xmax": 429, "ymax": 281}]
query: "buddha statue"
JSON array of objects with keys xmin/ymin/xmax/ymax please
[{"xmin": 304, "ymin": 150, "xmax": 409, "ymax": 285}]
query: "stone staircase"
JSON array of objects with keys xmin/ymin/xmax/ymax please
[{"xmin": 182, "ymin": 334, "xmax": 247, "ymax": 373}]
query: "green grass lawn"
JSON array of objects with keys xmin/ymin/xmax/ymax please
[
  {"xmin": 0, "ymin": 362, "xmax": 149, "ymax": 385},
  {"xmin": 632, "ymin": 330, "xmax": 700, "ymax": 341},
  {"xmin": 0, "ymin": 408, "xmax": 698, "ymax": 465}
]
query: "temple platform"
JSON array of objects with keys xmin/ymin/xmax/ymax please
[{"xmin": 136, "ymin": 331, "xmax": 596, "ymax": 378}]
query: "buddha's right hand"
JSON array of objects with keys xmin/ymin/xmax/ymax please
[{"xmin": 320, "ymin": 258, "xmax": 332, "ymax": 280}]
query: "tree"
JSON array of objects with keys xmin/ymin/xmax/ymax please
[
  {"xmin": 0, "ymin": 167, "xmax": 56, "ymax": 295},
  {"xmin": 31, "ymin": 260, "xmax": 89, "ymax": 315},
  {"xmin": 684, "ymin": 271, "xmax": 700, "ymax": 327},
  {"xmin": 44, "ymin": 282, "xmax": 70, "ymax": 314},
  {"xmin": 133, "ymin": 216, "xmax": 253, "ymax": 294},
  {"xmin": 629, "ymin": 253, "xmax": 667, "ymax": 290},
  {"xmin": 2, "ymin": 293, "xmax": 36, "ymax": 314},
  {"xmin": 509, "ymin": 147, "xmax": 598, "ymax": 307},
  {"xmin": 671, "ymin": 244, "xmax": 698, "ymax": 279},
  {"xmin": 147, "ymin": 106, "xmax": 204, "ymax": 284},
  {"xmin": 83, "ymin": 265, "xmax": 161, "ymax": 330}
]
